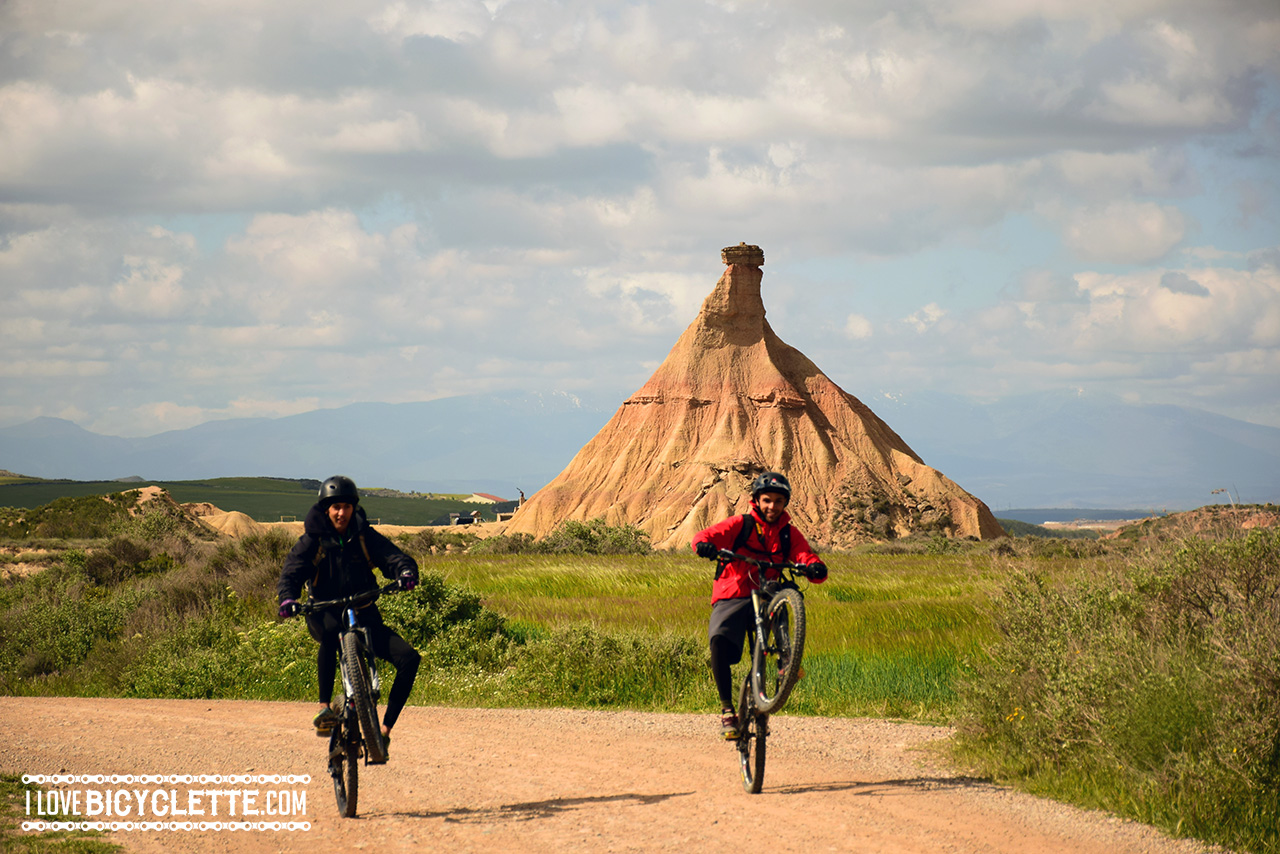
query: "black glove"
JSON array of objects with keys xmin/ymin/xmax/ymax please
[
  {"xmin": 278, "ymin": 599, "xmax": 300, "ymax": 619},
  {"xmin": 398, "ymin": 569, "xmax": 418, "ymax": 591},
  {"xmin": 695, "ymin": 541, "xmax": 717, "ymax": 559},
  {"xmin": 804, "ymin": 561, "xmax": 828, "ymax": 581}
]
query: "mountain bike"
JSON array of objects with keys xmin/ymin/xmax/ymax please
[
  {"xmin": 299, "ymin": 580, "xmax": 401, "ymax": 817},
  {"xmin": 711, "ymin": 548, "xmax": 811, "ymax": 793}
]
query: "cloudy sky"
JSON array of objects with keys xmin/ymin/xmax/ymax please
[{"xmin": 2, "ymin": 0, "xmax": 1278, "ymax": 438}]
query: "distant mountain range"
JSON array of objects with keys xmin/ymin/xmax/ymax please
[
  {"xmin": 1, "ymin": 389, "xmax": 1277, "ymax": 511},
  {"xmin": 872, "ymin": 390, "xmax": 1280, "ymax": 512}
]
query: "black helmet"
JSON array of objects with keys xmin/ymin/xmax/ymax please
[
  {"xmin": 318, "ymin": 475, "xmax": 360, "ymax": 507},
  {"xmin": 751, "ymin": 471, "xmax": 791, "ymax": 502}
]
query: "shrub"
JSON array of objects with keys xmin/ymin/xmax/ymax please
[
  {"xmin": 16, "ymin": 494, "xmax": 136, "ymax": 540},
  {"xmin": 122, "ymin": 603, "xmax": 313, "ymax": 700},
  {"xmin": 534, "ymin": 518, "xmax": 651, "ymax": 555},
  {"xmin": 504, "ymin": 624, "xmax": 703, "ymax": 708},
  {"xmin": 377, "ymin": 572, "xmax": 508, "ymax": 650},
  {"xmin": 0, "ymin": 578, "xmax": 144, "ymax": 687},
  {"xmin": 955, "ymin": 529, "xmax": 1280, "ymax": 853}
]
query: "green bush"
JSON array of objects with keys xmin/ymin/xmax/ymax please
[
  {"xmin": 205, "ymin": 529, "xmax": 295, "ymax": 606},
  {"xmin": 955, "ymin": 529, "xmax": 1280, "ymax": 853},
  {"xmin": 504, "ymin": 624, "xmax": 703, "ymax": 708},
  {"xmin": 377, "ymin": 571, "xmax": 513, "ymax": 667},
  {"xmin": 533, "ymin": 518, "xmax": 652, "ymax": 555},
  {"xmin": 0, "ymin": 493, "xmax": 137, "ymax": 540},
  {"xmin": 122, "ymin": 602, "xmax": 313, "ymax": 700},
  {"xmin": 0, "ymin": 574, "xmax": 144, "ymax": 687}
]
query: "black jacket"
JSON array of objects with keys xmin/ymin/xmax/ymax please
[{"xmin": 277, "ymin": 503, "xmax": 417, "ymax": 603}]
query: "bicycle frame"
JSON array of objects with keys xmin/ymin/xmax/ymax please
[{"xmin": 747, "ymin": 576, "xmax": 798, "ymax": 660}]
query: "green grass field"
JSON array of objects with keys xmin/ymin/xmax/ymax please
[{"xmin": 426, "ymin": 549, "xmax": 1005, "ymax": 719}]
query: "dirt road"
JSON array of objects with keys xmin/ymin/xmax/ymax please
[{"xmin": 3, "ymin": 698, "xmax": 1217, "ymax": 853}]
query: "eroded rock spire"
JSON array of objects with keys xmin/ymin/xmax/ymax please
[{"xmin": 506, "ymin": 244, "xmax": 1004, "ymax": 548}]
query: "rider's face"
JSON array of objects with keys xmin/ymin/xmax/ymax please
[
  {"xmin": 756, "ymin": 492, "xmax": 787, "ymax": 523},
  {"xmin": 327, "ymin": 501, "xmax": 355, "ymax": 533}
]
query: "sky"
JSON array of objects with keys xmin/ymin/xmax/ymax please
[{"xmin": 2, "ymin": 0, "xmax": 1278, "ymax": 439}]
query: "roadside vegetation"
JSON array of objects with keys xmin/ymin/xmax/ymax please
[
  {"xmin": 954, "ymin": 525, "xmax": 1280, "ymax": 854},
  {"xmin": 1, "ymin": 490, "xmax": 1277, "ymax": 851}
]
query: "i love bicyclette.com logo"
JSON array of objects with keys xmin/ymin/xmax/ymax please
[{"xmin": 20, "ymin": 773, "xmax": 311, "ymax": 832}]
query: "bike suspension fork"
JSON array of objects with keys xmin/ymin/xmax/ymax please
[{"xmin": 750, "ymin": 588, "xmax": 769, "ymax": 653}]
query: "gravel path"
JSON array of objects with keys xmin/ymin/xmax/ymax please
[{"xmin": 2, "ymin": 697, "xmax": 1224, "ymax": 853}]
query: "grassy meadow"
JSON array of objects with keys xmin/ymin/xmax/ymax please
[{"xmin": 426, "ymin": 549, "xmax": 1004, "ymax": 719}]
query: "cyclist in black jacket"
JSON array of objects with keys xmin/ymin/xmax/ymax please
[{"xmin": 277, "ymin": 475, "xmax": 421, "ymax": 751}]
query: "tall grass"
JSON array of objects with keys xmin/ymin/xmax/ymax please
[
  {"xmin": 424, "ymin": 549, "xmax": 997, "ymax": 719},
  {"xmin": 954, "ymin": 528, "xmax": 1280, "ymax": 854}
]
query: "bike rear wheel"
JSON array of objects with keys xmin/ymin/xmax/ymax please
[
  {"xmin": 737, "ymin": 673, "xmax": 767, "ymax": 794},
  {"xmin": 341, "ymin": 631, "xmax": 386, "ymax": 765},
  {"xmin": 329, "ymin": 722, "xmax": 360, "ymax": 817},
  {"xmin": 752, "ymin": 587, "xmax": 806, "ymax": 714}
]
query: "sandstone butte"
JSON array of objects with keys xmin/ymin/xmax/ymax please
[{"xmin": 505, "ymin": 243, "xmax": 1006, "ymax": 550}]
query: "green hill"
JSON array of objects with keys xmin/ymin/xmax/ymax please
[
  {"xmin": 995, "ymin": 517, "xmax": 1099, "ymax": 539},
  {"xmin": 0, "ymin": 477, "xmax": 489, "ymax": 525}
]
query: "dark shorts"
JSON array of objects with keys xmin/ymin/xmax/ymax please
[{"xmin": 708, "ymin": 597, "xmax": 756, "ymax": 664}]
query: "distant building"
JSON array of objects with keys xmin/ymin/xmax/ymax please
[{"xmin": 465, "ymin": 493, "xmax": 508, "ymax": 504}]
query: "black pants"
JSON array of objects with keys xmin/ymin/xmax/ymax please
[
  {"xmin": 708, "ymin": 597, "xmax": 756, "ymax": 710},
  {"xmin": 306, "ymin": 605, "xmax": 421, "ymax": 730}
]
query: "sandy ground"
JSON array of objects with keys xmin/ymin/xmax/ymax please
[{"xmin": 2, "ymin": 697, "xmax": 1223, "ymax": 854}]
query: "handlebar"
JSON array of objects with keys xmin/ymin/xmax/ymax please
[
  {"xmin": 299, "ymin": 580, "xmax": 402, "ymax": 615},
  {"xmin": 708, "ymin": 548, "xmax": 815, "ymax": 579}
]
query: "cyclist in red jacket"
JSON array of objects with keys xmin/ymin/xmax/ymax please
[{"xmin": 692, "ymin": 471, "xmax": 828, "ymax": 739}]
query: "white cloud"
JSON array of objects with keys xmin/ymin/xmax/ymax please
[
  {"xmin": 844, "ymin": 313, "xmax": 873, "ymax": 339},
  {"xmin": 2, "ymin": 0, "xmax": 1279, "ymax": 435},
  {"xmin": 905, "ymin": 303, "xmax": 947, "ymax": 333},
  {"xmin": 370, "ymin": 1, "xmax": 493, "ymax": 43},
  {"xmin": 1058, "ymin": 201, "xmax": 1189, "ymax": 263}
]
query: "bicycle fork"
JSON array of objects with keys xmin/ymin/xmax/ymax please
[{"xmin": 750, "ymin": 588, "xmax": 769, "ymax": 657}]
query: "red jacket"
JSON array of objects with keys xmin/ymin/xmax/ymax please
[{"xmin": 692, "ymin": 503, "xmax": 824, "ymax": 603}]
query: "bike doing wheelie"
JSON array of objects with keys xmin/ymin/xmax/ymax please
[
  {"xmin": 299, "ymin": 581, "xmax": 400, "ymax": 817},
  {"xmin": 710, "ymin": 549, "xmax": 814, "ymax": 793}
]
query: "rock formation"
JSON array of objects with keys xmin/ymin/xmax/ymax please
[{"xmin": 506, "ymin": 244, "xmax": 1005, "ymax": 549}]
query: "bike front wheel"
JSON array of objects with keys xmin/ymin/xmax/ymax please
[
  {"xmin": 329, "ymin": 725, "xmax": 360, "ymax": 817},
  {"xmin": 341, "ymin": 632, "xmax": 386, "ymax": 765},
  {"xmin": 737, "ymin": 674, "xmax": 766, "ymax": 794},
  {"xmin": 752, "ymin": 587, "xmax": 806, "ymax": 714}
]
